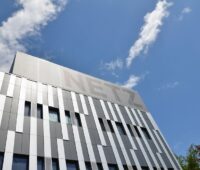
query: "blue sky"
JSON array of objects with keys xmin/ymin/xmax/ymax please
[{"xmin": 0, "ymin": 0, "xmax": 199, "ymax": 156}]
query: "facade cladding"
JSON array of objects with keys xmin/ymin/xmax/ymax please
[{"xmin": 0, "ymin": 52, "xmax": 181, "ymax": 170}]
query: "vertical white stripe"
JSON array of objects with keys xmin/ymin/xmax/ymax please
[
  {"xmin": 0, "ymin": 95, "xmax": 6, "ymax": 126},
  {"xmin": 137, "ymin": 110, "xmax": 162, "ymax": 153},
  {"xmin": 130, "ymin": 149, "xmax": 142, "ymax": 170},
  {"xmin": 71, "ymin": 92, "xmax": 79, "ymax": 113},
  {"xmin": 57, "ymin": 88, "xmax": 69, "ymax": 140},
  {"xmin": 2, "ymin": 131, "xmax": 15, "ymax": 170},
  {"xmin": 124, "ymin": 106, "xmax": 136, "ymax": 126},
  {"xmin": 0, "ymin": 72, "xmax": 5, "ymax": 91},
  {"xmin": 100, "ymin": 100, "xmax": 110, "ymax": 120},
  {"xmin": 107, "ymin": 132, "xmax": 124, "ymax": 170},
  {"xmin": 37, "ymin": 82, "xmax": 43, "ymax": 104},
  {"xmin": 137, "ymin": 127, "xmax": 161, "ymax": 169},
  {"xmin": 57, "ymin": 139, "xmax": 67, "ymax": 170},
  {"xmin": 156, "ymin": 153, "xmax": 168, "ymax": 170},
  {"xmin": 130, "ymin": 108, "xmax": 143, "ymax": 127},
  {"xmin": 29, "ymin": 117, "xmax": 37, "ymax": 170},
  {"xmin": 88, "ymin": 96, "xmax": 106, "ymax": 146},
  {"xmin": 16, "ymin": 78, "xmax": 27, "ymax": 132},
  {"xmin": 97, "ymin": 145, "xmax": 109, "ymax": 170},
  {"xmin": 111, "ymin": 121, "xmax": 133, "ymax": 169},
  {"xmin": 107, "ymin": 102, "xmax": 118, "ymax": 121},
  {"xmin": 7, "ymin": 75, "xmax": 16, "ymax": 97},
  {"xmin": 80, "ymin": 114, "xmax": 96, "ymax": 162},
  {"xmin": 72, "ymin": 125, "xmax": 86, "ymax": 170},
  {"xmin": 114, "ymin": 104, "xmax": 137, "ymax": 150},
  {"xmin": 79, "ymin": 94, "xmax": 89, "ymax": 115},
  {"xmin": 146, "ymin": 112, "xmax": 159, "ymax": 130},
  {"xmin": 48, "ymin": 85, "xmax": 54, "ymax": 107},
  {"xmin": 43, "ymin": 105, "xmax": 52, "ymax": 158}
]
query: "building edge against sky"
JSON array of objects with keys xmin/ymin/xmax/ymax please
[{"xmin": 0, "ymin": 52, "xmax": 181, "ymax": 170}]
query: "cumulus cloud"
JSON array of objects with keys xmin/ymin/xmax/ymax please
[
  {"xmin": 179, "ymin": 7, "xmax": 192, "ymax": 21},
  {"xmin": 126, "ymin": 0, "xmax": 172, "ymax": 67},
  {"xmin": 158, "ymin": 81, "xmax": 179, "ymax": 91},
  {"xmin": 122, "ymin": 75, "xmax": 141, "ymax": 89},
  {"xmin": 0, "ymin": 0, "xmax": 67, "ymax": 71}
]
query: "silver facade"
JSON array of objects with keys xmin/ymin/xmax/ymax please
[{"xmin": 0, "ymin": 52, "xmax": 181, "ymax": 170}]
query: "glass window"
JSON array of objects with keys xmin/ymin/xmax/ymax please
[
  {"xmin": 85, "ymin": 162, "xmax": 92, "ymax": 170},
  {"xmin": 107, "ymin": 120, "xmax": 114, "ymax": 133},
  {"xmin": 24, "ymin": 101, "xmax": 31, "ymax": 116},
  {"xmin": 12, "ymin": 154, "xmax": 29, "ymax": 170},
  {"xmin": 66, "ymin": 160, "xmax": 79, "ymax": 170},
  {"xmin": 141, "ymin": 127, "xmax": 151, "ymax": 139},
  {"xmin": 37, "ymin": 104, "xmax": 43, "ymax": 119},
  {"xmin": 0, "ymin": 152, "xmax": 4, "ymax": 170},
  {"xmin": 65, "ymin": 111, "xmax": 71, "ymax": 124},
  {"xmin": 99, "ymin": 118, "xmax": 106, "ymax": 131},
  {"xmin": 134, "ymin": 126, "xmax": 141, "ymax": 138},
  {"xmin": 127, "ymin": 124, "xmax": 134, "ymax": 137},
  {"xmin": 49, "ymin": 107, "xmax": 60, "ymax": 122},
  {"xmin": 74, "ymin": 113, "xmax": 82, "ymax": 127},
  {"xmin": 52, "ymin": 159, "xmax": 59, "ymax": 170},
  {"xmin": 123, "ymin": 165, "xmax": 129, "ymax": 170},
  {"xmin": 141, "ymin": 166, "xmax": 149, "ymax": 170},
  {"xmin": 108, "ymin": 164, "xmax": 118, "ymax": 170},
  {"xmin": 116, "ymin": 122, "xmax": 126, "ymax": 135},
  {"xmin": 97, "ymin": 163, "xmax": 103, "ymax": 170},
  {"xmin": 37, "ymin": 157, "xmax": 44, "ymax": 170}
]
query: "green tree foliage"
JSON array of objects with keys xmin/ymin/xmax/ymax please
[{"xmin": 177, "ymin": 144, "xmax": 200, "ymax": 170}]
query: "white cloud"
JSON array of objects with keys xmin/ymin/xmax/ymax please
[
  {"xmin": 158, "ymin": 81, "xmax": 179, "ymax": 91},
  {"xmin": 103, "ymin": 58, "xmax": 124, "ymax": 71},
  {"xmin": 179, "ymin": 7, "xmax": 192, "ymax": 21},
  {"xmin": 126, "ymin": 0, "xmax": 172, "ymax": 67},
  {"xmin": 122, "ymin": 75, "xmax": 141, "ymax": 89},
  {"xmin": 0, "ymin": 0, "xmax": 67, "ymax": 72}
]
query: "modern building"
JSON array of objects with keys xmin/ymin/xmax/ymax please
[{"xmin": 0, "ymin": 52, "xmax": 181, "ymax": 170}]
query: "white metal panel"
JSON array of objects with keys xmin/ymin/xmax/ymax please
[
  {"xmin": 0, "ymin": 72, "xmax": 5, "ymax": 91},
  {"xmin": 0, "ymin": 95, "xmax": 6, "ymax": 126},
  {"xmin": 71, "ymin": 91, "xmax": 79, "ymax": 113},
  {"xmin": 29, "ymin": 155, "xmax": 37, "ymax": 170},
  {"xmin": 114, "ymin": 104, "xmax": 137, "ymax": 150},
  {"xmin": 88, "ymin": 96, "xmax": 106, "ymax": 146},
  {"xmin": 37, "ymin": 82, "xmax": 43, "ymax": 104},
  {"xmin": 146, "ymin": 112, "xmax": 159, "ymax": 130},
  {"xmin": 16, "ymin": 100, "xmax": 25, "ymax": 132},
  {"xmin": 130, "ymin": 149, "xmax": 142, "ymax": 170},
  {"xmin": 57, "ymin": 139, "xmax": 67, "ymax": 170},
  {"xmin": 107, "ymin": 132, "xmax": 124, "ymax": 170},
  {"xmin": 100, "ymin": 100, "xmax": 110, "ymax": 120},
  {"xmin": 156, "ymin": 153, "xmax": 168, "ymax": 170},
  {"xmin": 107, "ymin": 101, "xmax": 118, "ymax": 121},
  {"xmin": 79, "ymin": 94, "xmax": 89, "ymax": 115},
  {"xmin": 97, "ymin": 145, "xmax": 109, "ymax": 170},
  {"xmin": 29, "ymin": 135, "xmax": 37, "ymax": 156},
  {"xmin": 48, "ymin": 85, "xmax": 54, "ymax": 107},
  {"xmin": 2, "ymin": 152, "xmax": 13, "ymax": 170},
  {"xmin": 19, "ymin": 78, "xmax": 27, "ymax": 100},
  {"xmin": 130, "ymin": 108, "xmax": 142, "ymax": 127},
  {"xmin": 7, "ymin": 75, "xmax": 16, "ymax": 97},
  {"xmin": 124, "ymin": 106, "xmax": 136, "ymax": 126}
]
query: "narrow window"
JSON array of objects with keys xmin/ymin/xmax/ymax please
[
  {"xmin": 12, "ymin": 154, "xmax": 29, "ymax": 170},
  {"xmin": 141, "ymin": 166, "xmax": 149, "ymax": 170},
  {"xmin": 66, "ymin": 160, "xmax": 79, "ymax": 170},
  {"xmin": 85, "ymin": 162, "xmax": 92, "ymax": 170},
  {"xmin": 133, "ymin": 165, "xmax": 138, "ymax": 170},
  {"xmin": 0, "ymin": 152, "xmax": 4, "ymax": 170},
  {"xmin": 52, "ymin": 159, "xmax": 59, "ymax": 170},
  {"xmin": 108, "ymin": 164, "xmax": 118, "ymax": 170},
  {"xmin": 123, "ymin": 165, "xmax": 129, "ymax": 170},
  {"xmin": 116, "ymin": 122, "xmax": 126, "ymax": 135},
  {"xmin": 141, "ymin": 127, "xmax": 151, "ymax": 139},
  {"xmin": 24, "ymin": 101, "xmax": 31, "ymax": 116},
  {"xmin": 74, "ymin": 113, "xmax": 82, "ymax": 127},
  {"xmin": 37, "ymin": 157, "xmax": 44, "ymax": 170},
  {"xmin": 99, "ymin": 118, "xmax": 106, "ymax": 131},
  {"xmin": 37, "ymin": 104, "xmax": 43, "ymax": 119},
  {"xmin": 134, "ymin": 126, "xmax": 141, "ymax": 137},
  {"xmin": 107, "ymin": 120, "xmax": 114, "ymax": 133},
  {"xmin": 65, "ymin": 111, "xmax": 71, "ymax": 124},
  {"xmin": 127, "ymin": 124, "xmax": 134, "ymax": 137},
  {"xmin": 97, "ymin": 163, "xmax": 103, "ymax": 170},
  {"xmin": 49, "ymin": 107, "xmax": 60, "ymax": 122}
]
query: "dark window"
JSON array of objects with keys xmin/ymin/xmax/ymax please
[
  {"xmin": 52, "ymin": 159, "xmax": 59, "ymax": 170},
  {"xmin": 116, "ymin": 122, "xmax": 126, "ymax": 135},
  {"xmin": 99, "ymin": 118, "xmax": 106, "ymax": 131},
  {"xmin": 24, "ymin": 101, "xmax": 31, "ymax": 116},
  {"xmin": 161, "ymin": 168, "xmax": 164, "ymax": 170},
  {"xmin": 142, "ymin": 166, "xmax": 149, "ymax": 170},
  {"xmin": 127, "ymin": 124, "xmax": 134, "ymax": 137},
  {"xmin": 133, "ymin": 166, "xmax": 138, "ymax": 170},
  {"xmin": 97, "ymin": 163, "xmax": 103, "ymax": 170},
  {"xmin": 141, "ymin": 127, "xmax": 151, "ymax": 139},
  {"xmin": 37, "ymin": 104, "xmax": 43, "ymax": 119},
  {"xmin": 66, "ymin": 160, "xmax": 79, "ymax": 170},
  {"xmin": 85, "ymin": 162, "xmax": 92, "ymax": 170},
  {"xmin": 37, "ymin": 157, "xmax": 44, "ymax": 170},
  {"xmin": 153, "ymin": 167, "xmax": 157, "ymax": 170},
  {"xmin": 74, "ymin": 113, "xmax": 82, "ymax": 127},
  {"xmin": 134, "ymin": 126, "xmax": 141, "ymax": 137},
  {"xmin": 0, "ymin": 152, "xmax": 4, "ymax": 170},
  {"xmin": 49, "ymin": 107, "xmax": 60, "ymax": 122},
  {"xmin": 65, "ymin": 111, "xmax": 72, "ymax": 124},
  {"xmin": 107, "ymin": 120, "xmax": 114, "ymax": 133},
  {"xmin": 12, "ymin": 154, "xmax": 29, "ymax": 170},
  {"xmin": 123, "ymin": 165, "xmax": 129, "ymax": 170},
  {"xmin": 108, "ymin": 164, "xmax": 118, "ymax": 170},
  {"xmin": 168, "ymin": 168, "xmax": 174, "ymax": 170}
]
